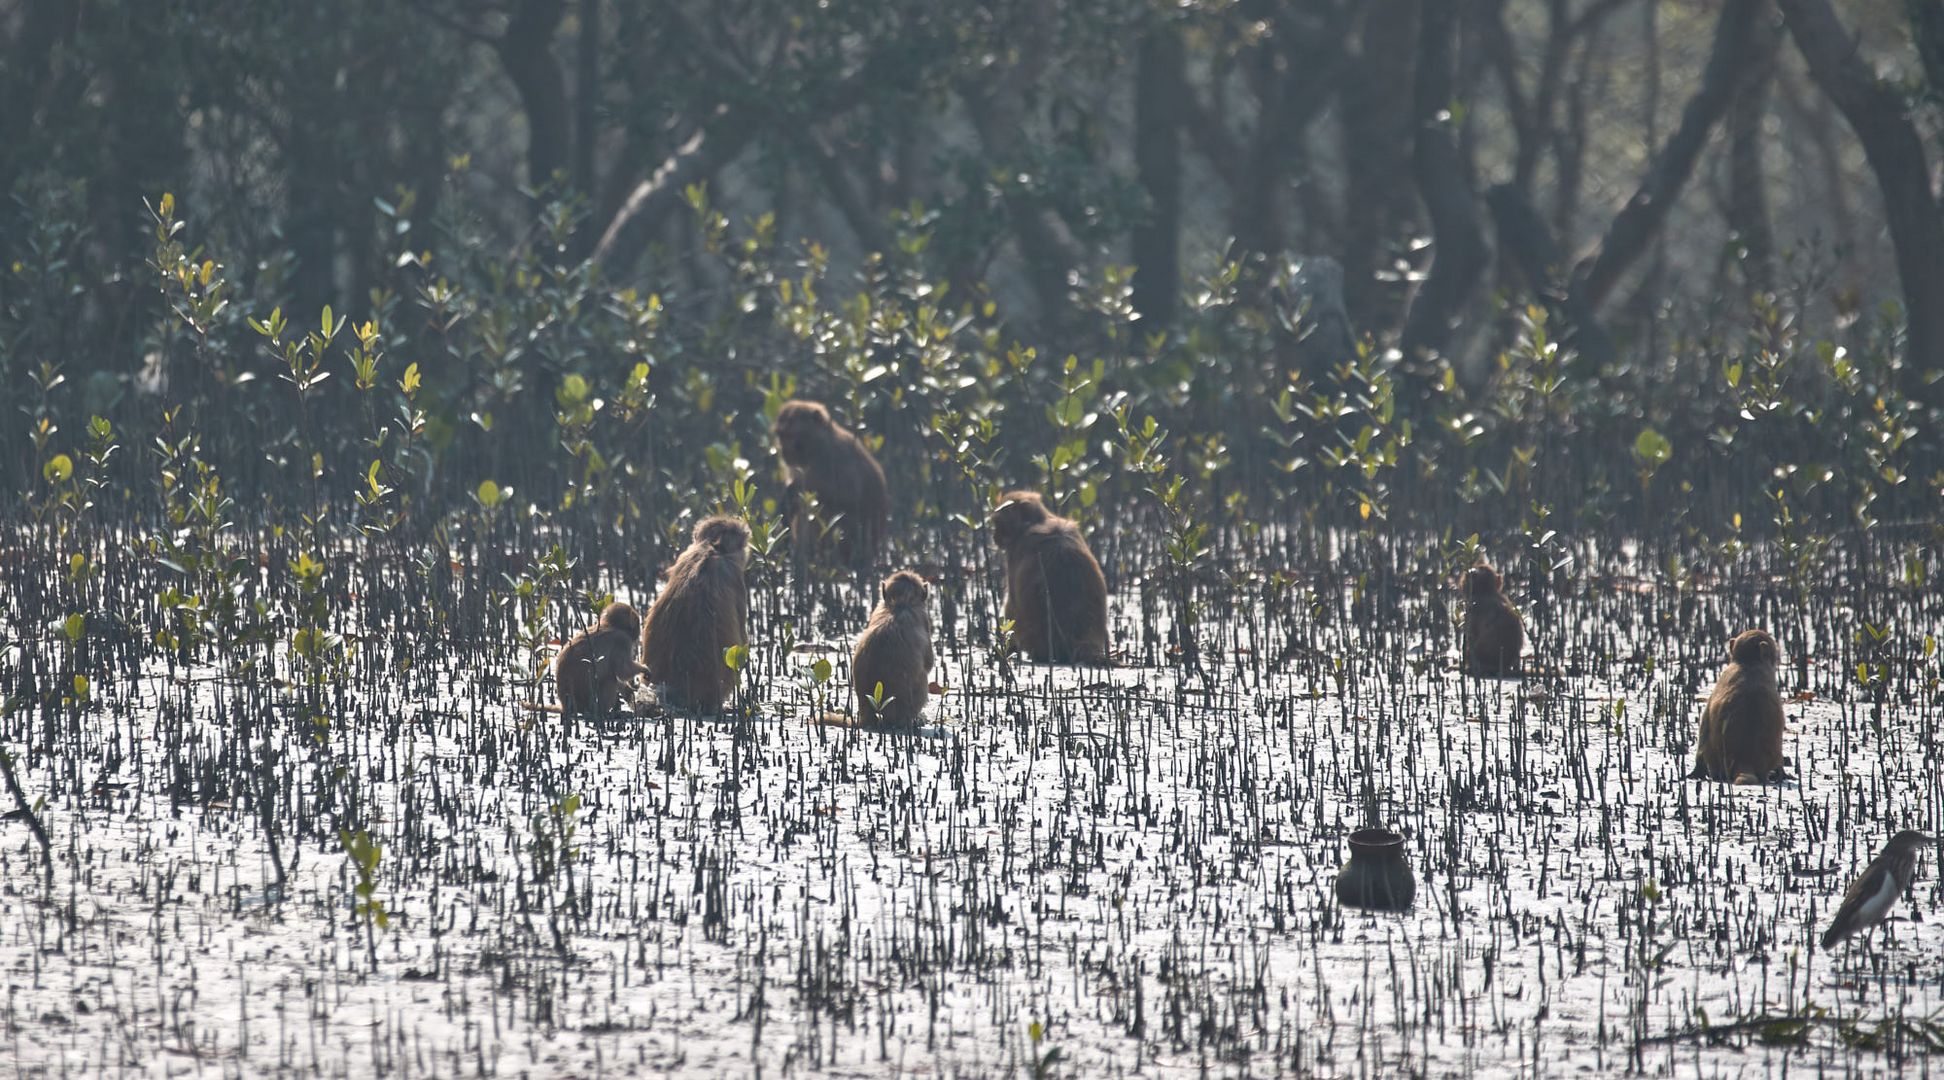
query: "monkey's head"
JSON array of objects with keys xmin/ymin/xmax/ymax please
[
  {"xmin": 880, "ymin": 570, "xmax": 930, "ymax": 610},
  {"xmin": 693, "ymin": 515, "xmax": 751, "ymax": 568},
  {"xmin": 1728, "ymin": 629, "xmax": 1779, "ymax": 668},
  {"xmin": 599, "ymin": 601, "xmax": 642, "ymax": 637},
  {"xmin": 990, "ymin": 492, "xmax": 1050, "ymax": 551},
  {"xmin": 1461, "ymin": 564, "xmax": 1502, "ymax": 599},
  {"xmin": 772, "ymin": 400, "xmax": 834, "ymax": 465}
]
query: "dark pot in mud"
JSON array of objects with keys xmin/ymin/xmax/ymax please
[{"xmin": 1336, "ymin": 828, "xmax": 1415, "ymax": 912}]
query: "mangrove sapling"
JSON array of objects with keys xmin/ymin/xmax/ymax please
[
  {"xmin": 0, "ymin": 737, "xmax": 53, "ymax": 893},
  {"xmin": 1114, "ymin": 408, "xmax": 1209, "ymax": 671},
  {"xmin": 1035, "ymin": 355, "xmax": 1108, "ymax": 521},
  {"xmin": 338, "ymin": 828, "xmax": 389, "ymax": 973},
  {"xmin": 527, "ymin": 793, "xmax": 587, "ymax": 942}
]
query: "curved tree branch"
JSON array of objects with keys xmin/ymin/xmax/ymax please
[
  {"xmin": 1779, "ymin": 0, "xmax": 1944, "ymax": 390},
  {"xmin": 1570, "ymin": 0, "xmax": 1765, "ymax": 311}
]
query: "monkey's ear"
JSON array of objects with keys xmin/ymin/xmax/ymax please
[{"xmin": 1762, "ymin": 639, "xmax": 1779, "ymax": 665}]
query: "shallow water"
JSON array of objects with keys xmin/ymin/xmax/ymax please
[{"xmin": 2, "ymin": 578, "xmax": 1940, "ymax": 1078}]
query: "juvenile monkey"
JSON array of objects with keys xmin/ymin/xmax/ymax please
[
  {"xmin": 772, "ymin": 399, "xmax": 890, "ymax": 565},
  {"xmin": 554, "ymin": 601, "xmax": 649, "ymax": 715},
  {"xmin": 991, "ymin": 491, "xmax": 1109, "ymax": 664},
  {"xmin": 824, "ymin": 570, "xmax": 936, "ymax": 728},
  {"xmin": 1690, "ymin": 629, "xmax": 1786, "ymax": 784},
  {"xmin": 1460, "ymin": 563, "xmax": 1524, "ymax": 676},
  {"xmin": 639, "ymin": 516, "xmax": 750, "ymax": 713}
]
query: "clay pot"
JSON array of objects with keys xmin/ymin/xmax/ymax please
[{"xmin": 1335, "ymin": 828, "xmax": 1415, "ymax": 912}]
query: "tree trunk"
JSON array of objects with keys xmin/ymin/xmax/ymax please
[
  {"xmin": 1725, "ymin": 18, "xmax": 1780, "ymax": 294},
  {"xmin": 1338, "ymin": 0, "xmax": 1415, "ymax": 325},
  {"xmin": 961, "ymin": 79, "xmax": 1085, "ymax": 333},
  {"xmin": 494, "ymin": 0, "xmax": 570, "ymax": 192},
  {"xmin": 0, "ymin": 0, "xmax": 78, "ymax": 197},
  {"xmin": 799, "ymin": 127, "xmax": 891, "ymax": 258},
  {"xmin": 1908, "ymin": 0, "xmax": 1944, "ymax": 105},
  {"xmin": 574, "ymin": 0, "xmax": 600, "ymax": 197},
  {"xmin": 1233, "ymin": 39, "xmax": 1289, "ymax": 258},
  {"xmin": 1132, "ymin": 23, "xmax": 1184, "ymax": 328},
  {"xmin": 1486, "ymin": 183, "xmax": 1615, "ymax": 366},
  {"xmin": 1400, "ymin": 0, "xmax": 1488, "ymax": 361},
  {"xmin": 1778, "ymin": 0, "xmax": 1944, "ymax": 393}
]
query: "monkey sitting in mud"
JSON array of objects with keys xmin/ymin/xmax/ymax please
[
  {"xmin": 639, "ymin": 516, "xmax": 750, "ymax": 713},
  {"xmin": 1690, "ymin": 629, "xmax": 1786, "ymax": 784},
  {"xmin": 772, "ymin": 399, "xmax": 889, "ymax": 566},
  {"xmin": 821, "ymin": 570, "xmax": 935, "ymax": 729},
  {"xmin": 1460, "ymin": 563, "xmax": 1524, "ymax": 676},
  {"xmin": 554, "ymin": 601, "xmax": 649, "ymax": 715},
  {"xmin": 991, "ymin": 491, "xmax": 1109, "ymax": 664}
]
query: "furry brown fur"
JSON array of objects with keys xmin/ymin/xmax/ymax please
[
  {"xmin": 639, "ymin": 516, "xmax": 750, "ymax": 712},
  {"xmin": 825, "ymin": 570, "xmax": 935, "ymax": 728},
  {"xmin": 772, "ymin": 400, "xmax": 889, "ymax": 565},
  {"xmin": 991, "ymin": 492, "xmax": 1109, "ymax": 664},
  {"xmin": 554, "ymin": 602, "xmax": 648, "ymax": 714},
  {"xmin": 1461, "ymin": 564, "xmax": 1524, "ymax": 676},
  {"xmin": 1691, "ymin": 629, "xmax": 1786, "ymax": 783}
]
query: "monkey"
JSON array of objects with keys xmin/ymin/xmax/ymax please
[
  {"xmin": 1690, "ymin": 629, "xmax": 1786, "ymax": 784},
  {"xmin": 1460, "ymin": 563, "xmax": 1524, "ymax": 676},
  {"xmin": 991, "ymin": 491, "xmax": 1110, "ymax": 664},
  {"xmin": 772, "ymin": 399, "xmax": 889, "ymax": 566},
  {"xmin": 821, "ymin": 570, "xmax": 936, "ymax": 729},
  {"xmin": 639, "ymin": 516, "xmax": 750, "ymax": 713},
  {"xmin": 553, "ymin": 601, "xmax": 649, "ymax": 715}
]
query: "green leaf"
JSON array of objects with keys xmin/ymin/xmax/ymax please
[
  {"xmin": 72, "ymin": 674, "xmax": 90, "ymax": 701},
  {"xmin": 476, "ymin": 479, "xmax": 502, "ymax": 509},
  {"xmin": 63, "ymin": 613, "xmax": 84, "ymax": 642},
  {"xmin": 1633, "ymin": 428, "xmax": 1672, "ymax": 469},
  {"xmin": 811, "ymin": 657, "xmax": 832, "ymax": 684},
  {"xmin": 43, "ymin": 454, "xmax": 73, "ymax": 483},
  {"xmin": 723, "ymin": 644, "xmax": 748, "ymax": 672}
]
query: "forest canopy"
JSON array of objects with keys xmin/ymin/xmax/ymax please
[{"xmin": 1, "ymin": 0, "xmax": 1940, "ymax": 530}]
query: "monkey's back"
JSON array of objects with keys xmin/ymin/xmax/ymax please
[
  {"xmin": 554, "ymin": 627, "xmax": 634, "ymax": 713},
  {"xmin": 1694, "ymin": 665, "xmax": 1784, "ymax": 780},
  {"xmin": 1464, "ymin": 596, "xmax": 1524, "ymax": 675},
  {"xmin": 795, "ymin": 431, "xmax": 888, "ymax": 562},
  {"xmin": 640, "ymin": 551, "xmax": 747, "ymax": 712},
  {"xmin": 1006, "ymin": 521, "xmax": 1109, "ymax": 663},
  {"xmin": 851, "ymin": 608, "xmax": 932, "ymax": 726}
]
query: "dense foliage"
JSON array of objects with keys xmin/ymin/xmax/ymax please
[{"xmin": 1, "ymin": 0, "xmax": 1940, "ymax": 671}]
